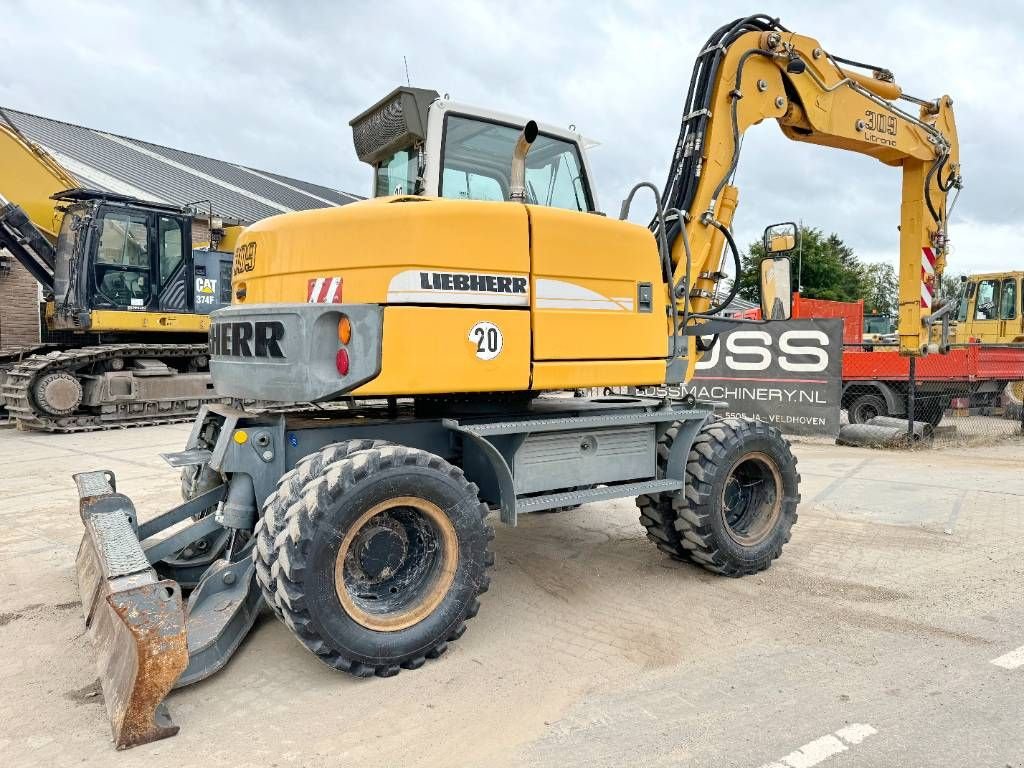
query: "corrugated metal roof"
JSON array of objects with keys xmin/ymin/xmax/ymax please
[{"xmin": 1, "ymin": 107, "xmax": 360, "ymax": 223}]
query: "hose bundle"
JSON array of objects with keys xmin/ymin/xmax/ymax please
[{"xmin": 654, "ymin": 14, "xmax": 786, "ymax": 315}]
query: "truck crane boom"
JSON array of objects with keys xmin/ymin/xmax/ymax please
[{"xmin": 659, "ymin": 15, "xmax": 960, "ymax": 358}]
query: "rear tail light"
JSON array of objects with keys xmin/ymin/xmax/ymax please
[{"xmin": 336, "ymin": 348, "xmax": 350, "ymax": 376}]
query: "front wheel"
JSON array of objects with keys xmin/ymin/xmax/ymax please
[
  {"xmin": 673, "ymin": 418, "xmax": 800, "ymax": 576},
  {"xmin": 258, "ymin": 444, "xmax": 494, "ymax": 677}
]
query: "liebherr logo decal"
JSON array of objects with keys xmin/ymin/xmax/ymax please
[
  {"xmin": 387, "ymin": 270, "xmax": 529, "ymax": 306},
  {"xmin": 209, "ymin": 321, "xmax": 286, "ymax": 358}
]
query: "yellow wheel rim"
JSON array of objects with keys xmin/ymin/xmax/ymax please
[{"xmin": 334, "ymin": 496, "xmax": 458, "ymax": 632}]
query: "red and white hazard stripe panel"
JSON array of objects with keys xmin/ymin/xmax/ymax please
[
  {"xmin": 307, "ymin": 277, "xmax": 342, "ymax": 303},
  {"xmin": 920, "ymin": 247, "xmax": 936, "ymax": 309}
]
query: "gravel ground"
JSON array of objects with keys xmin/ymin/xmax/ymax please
[{"xmin": 1, "ymin": 423, "xmax": 1022, "ymax": 767}]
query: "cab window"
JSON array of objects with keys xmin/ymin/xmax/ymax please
[
  {"xmin": 441, "ymin": 168, "xmax": 504, "ymax": 201},
  {"xmin": 375, "ymin": 148, "xmax": 418, "ymax": 196},
  {"xmin": 1000, "ymin": 278, "xmax": 1017, "ymax": 320},
  {"xmin": 97, "ymin": 213, "xmax": 148, "ymax": 267},
  {"xmin": 158, "ymin": 216, "xmax": 184, "ymax": 284},
  {"xmin": 974, "ymin": 279, "xmax": 999, "ymax": 320},
  {"xmin": 95, "ymin": 212, "xmax": 150, "ymax": 308},
  {"xmin": 440, "ymin": 115, "xmax": 591, "ymax": 211},
  {"xmin": 956, "ymin": 283, "xmax": 972, "ymax": 322}
]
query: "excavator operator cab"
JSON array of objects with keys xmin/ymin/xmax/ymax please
[
  {"xmin": 47, "ymin": 189, "xmax": 232, "ymax": 327},
  {"xmin": 350, "ymin": 87, "xmax": 599, "ymax": 213}
]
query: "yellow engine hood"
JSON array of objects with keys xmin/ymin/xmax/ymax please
[{"xmin": 231, "ymin": 196, "xmax": 531, "ymax": 305}]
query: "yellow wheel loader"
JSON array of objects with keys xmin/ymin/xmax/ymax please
[{"xmin": 67, "ymin": 14, "xmax": 960, "ymax": 748}]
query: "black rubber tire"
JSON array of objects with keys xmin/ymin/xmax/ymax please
[
  {"xmin": 257, "ymin": 444, "xmax": 493, "ymax": 677},
  {"xmin": 914, "ymin": 398, "xmax": 947, "ymax": 428},
  {"xmin": 252, "ymin": 439, "xmax": 391, "ymax": 619},
  {"xmin": 637, "ymin": 422, "xmax": 693, "ymax": 562},
  {"xmin": 847, "ymin": 392, "xmax": 888, "ymax": 424},
  {"xmin": 673, "ymin": 417, "xmax": 800, "ymax": 577}
]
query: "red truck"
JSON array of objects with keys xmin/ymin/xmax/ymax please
[{"xmin": 735, "ymin": 294, "xmax": 1024, "ymax": 426}]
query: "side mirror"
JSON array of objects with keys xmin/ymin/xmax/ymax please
[
  {"xmin": 760, "ymin": 256, "xmax": 792, "ymax": 320},
  {"xmin": 763, "ymin": 221, "xmax": 798, "ymax": 255}
]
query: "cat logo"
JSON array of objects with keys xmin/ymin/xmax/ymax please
[{"xmin": 196, "ymin": 278, "xmax": 217, "ymax": 295}]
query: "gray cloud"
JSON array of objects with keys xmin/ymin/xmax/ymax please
[{"xmin": 2, "ymin": 0, "xmax": 1019, "ymax": 276}]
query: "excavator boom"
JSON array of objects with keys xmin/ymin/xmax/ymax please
[{"xmin": 660, "ymin": 16, "xmax": 960, "ymax": 357}]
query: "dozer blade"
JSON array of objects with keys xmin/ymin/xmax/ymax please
[{"xmin": 73, "ymin": 470, "xmax": 188, "ymax": 750}]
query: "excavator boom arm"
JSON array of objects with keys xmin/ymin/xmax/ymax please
[{"xmin": 663, "ymin": 17, "xmax": 960, "ymax": 357}]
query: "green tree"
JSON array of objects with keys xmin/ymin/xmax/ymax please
[
  {"xmin": 736, "ymin": 225, "xmax": 868, "ymax": 304},
  {"xmin": 863, "ymin": 262, "xmax": 898, "ymax": 316}
]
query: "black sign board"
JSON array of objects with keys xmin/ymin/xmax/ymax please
[{"xmin": 636, "ymin": 318, "xmax": 843, "ymax": 436}]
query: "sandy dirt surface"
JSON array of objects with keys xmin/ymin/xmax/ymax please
[{"xmin": 1, "ymin": 423, "xmax": 1022, "ymax": 767}]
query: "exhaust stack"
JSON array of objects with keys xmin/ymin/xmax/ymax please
[{"xmin": 509, "ymin": 120, "xmax": 539, "ymax": 203}]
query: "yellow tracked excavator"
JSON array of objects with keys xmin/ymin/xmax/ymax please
[
  {"xmin": 65, "ymin": 14, "xmax": 959, "ymax": 748},
  {"xmin": 0, "ymin": 111, "xmax": 245, "ymax": 431}
]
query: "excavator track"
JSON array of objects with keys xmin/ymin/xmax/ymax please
[{"xmin": 1, "ymin": 343, "xmax": 227, "ymax": 432}]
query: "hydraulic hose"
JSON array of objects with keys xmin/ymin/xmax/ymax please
[{"xmin": 699, "ymin": 218, "xmax": 742, "ymax": 316}]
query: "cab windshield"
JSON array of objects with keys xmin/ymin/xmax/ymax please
[{"xmin": 440, "ymin": 115, "xmax": 591, "ymax": 212}]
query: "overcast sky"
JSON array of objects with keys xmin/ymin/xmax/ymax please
[{"xmin": 3, "ymin": 0, "xmax": 1020, "ymax": 276}]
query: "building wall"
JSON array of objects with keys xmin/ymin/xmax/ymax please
[{"xmin": 0, "ymin": 260, "xmax": 41, "ymax": 349}]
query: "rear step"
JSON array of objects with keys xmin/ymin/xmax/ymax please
[{"xmin": 518, "ymin": 478, "xmax": 683, "ymax": 513}]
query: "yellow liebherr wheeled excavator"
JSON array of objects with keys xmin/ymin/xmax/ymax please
[
  {"xmin": 0, "ymin": 113, "xmax": 244, "ymax": 431},
  {"xmin": 68, "ymin": 15, "xmax": 960, "ymax": 748}
]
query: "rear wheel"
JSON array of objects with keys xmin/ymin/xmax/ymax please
[
  {"xmin": 847, "ymin": 392, "xmax": 888, "ymax": 424},
  {"xmin": 915, "ymin": 398, "xmax": 947, "ymax": 428},
  {"xmin": 257, "ymin": 444, "xmax": 493, "ymax": 676},
  {"xmin": 252, "ymin": 439, "xmax": 391, "ymax": 619}
]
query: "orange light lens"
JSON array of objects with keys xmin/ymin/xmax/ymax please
[{"xmin": 338, "ymin": 315, "xmax": 352, "ymax": 345}]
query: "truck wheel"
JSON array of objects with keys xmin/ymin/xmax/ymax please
[
  {"xmin": 847, "ymin": 392, "xmax": 888, "ymax": 424},
  {"xmin": 1005, "ymin": 381, "xmax": 1024, "ymax": 417},
  {"xmin": 673, "ymin": 418, "xmax": 800, "ymax": 577},
  {"xmin": 637, "ymin": 422, "xmax": 692, "ymax": 562},
  {"xmin": 253, "ymin": 439, "xmax": 391, "ymax": 619},
  {"xmin": 915, "ymin": 398, "xmax": 947, "ymax": 428},
  {"xmin": 259, "ymin": 444, "xmax": 493, "ymax": 676}
]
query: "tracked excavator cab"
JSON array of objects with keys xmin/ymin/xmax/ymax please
[{"xmin": 0, "ymin": 188, "xmax": 240, "ymax": 429}]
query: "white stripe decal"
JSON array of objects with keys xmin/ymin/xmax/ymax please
[
  {"xmin": 536, "ymin": 298, "xmax": 627, "ymax": 311},
  {"xmin": 308, "ymin": 278, "xmax": 324, "ymax": 303},
  {"xmin": 325, "ymin": 277, "xmax": 341, "ymax": 303},
  {"xmin": 536, "ymin": 278, "xmax": 633, "ymax": 311}
]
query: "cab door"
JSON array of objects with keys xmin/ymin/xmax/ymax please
[
  {"xmin": 997, "ymin": 277, "xmax": 1020, "ymax": 342},
  {"xmin": 155, "ymin": 214, "xmax": 190, "ymax": 313},
  {"xmin": 969, "ymin": 277, "xmax": 1002, "ymax": 342},
  {"xmin": 91, "ymin": 207, "xmax": 156, "ymax": 312}
]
